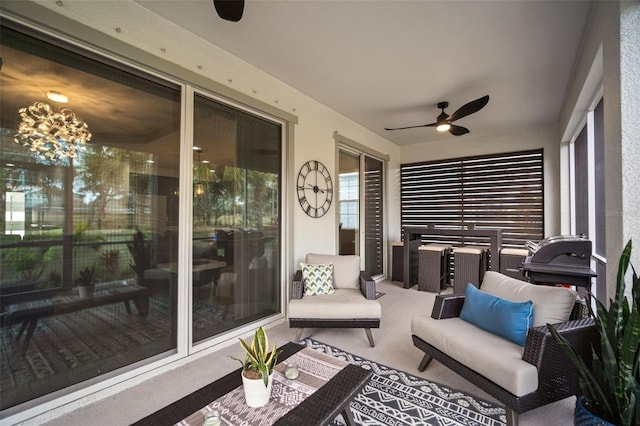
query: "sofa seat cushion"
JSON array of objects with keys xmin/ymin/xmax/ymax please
[
  {"xmin": 289, "ymin": 289, "xmax": 381, "ymax": 319},
  {"xmin": 481, "ymin": 271, "xmax": 577, "ymax": 327},
  {"xmin": 411, "ymin": 315, "xmax": 538, "ymax": 397},
  {"xmin": 305, "ymin": 253, "xmax": 360, "ymax": 289}
]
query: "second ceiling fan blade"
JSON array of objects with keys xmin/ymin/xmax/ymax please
[
  {"xmin": 448, "ymin": 95, "xmax": 489, "ymax": 122},
  {"xmin": 384, "ymin": 122, "xmax": 437, "ymax": 131},
  {"xmin": 449, "ymin": 124, "xmax": 469, "ymax": 136}
]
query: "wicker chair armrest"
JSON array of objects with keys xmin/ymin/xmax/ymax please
[
  {"xmin": 522, "ymin": 317, "xmax": 597, "ymax": 369},
  {"xmin": 291, "ymin": 270, "xmax": 303, "ymax": 299},
  {"xmin": 359, "ymin": 271, "xmax": 376, "ymax": 300},
  {"xmin": 569, "ymin": 299, "xmax": 590, "ymax": 320},
  {"xmin": 431, "ymin": 294, "xmax": 466, "ymax": 319}
]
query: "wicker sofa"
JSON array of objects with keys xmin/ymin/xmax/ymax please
[
  {"xmin": 411, "ymin": 271, "xmax": 596, "ymax": 426},
  {"xmin": 289, "ymin": 253, "xmax": 381, "ymax": 346}
]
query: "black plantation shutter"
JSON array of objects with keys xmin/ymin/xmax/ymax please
[{"xmin": 400, "ymin": 149, "xmax": 544, "ymax": 249}]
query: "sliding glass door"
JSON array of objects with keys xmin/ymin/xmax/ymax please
[{"xmin": 338, "ymin": 148, "xmax": 384, "ymax": 277}]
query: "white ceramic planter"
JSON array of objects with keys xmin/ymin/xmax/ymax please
[{"xmin": 241, "ymin": 371, "xmax": 273, "ymax": 408}]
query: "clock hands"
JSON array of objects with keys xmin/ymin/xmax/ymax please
[{"xmin": 297, "ymin": 184, "xmax": 325, "ymax": 194}]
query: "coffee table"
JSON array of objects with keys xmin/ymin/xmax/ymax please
[{"xmin": 132, "ymin": 342, "xmax": 371, "ymax": 426}]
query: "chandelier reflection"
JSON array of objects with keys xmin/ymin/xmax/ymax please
[{"xmin": 14, "ymin": 101, "xmax": 92, "ymax": 162}]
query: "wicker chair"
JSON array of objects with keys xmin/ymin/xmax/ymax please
[
  {"xmin": 289, "ymin": 254, "xmax": 381, "ymax": 346},
  {"xmin": 412, "ymin": 291, "xmax": 596, "ymax": 426}
]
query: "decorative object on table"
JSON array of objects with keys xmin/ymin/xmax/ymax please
[
  {"xmin": 202, "ymin": 409, "xmax": 221, "ymax": 426},
  {"xmin": 76, "ymin": 266, "xmax": 95, "ymax": 298},
  {"xmin": 548, "ymin": 239, "xmax": 639, "ymax": 426},
  {"xmin": 296, "ymin": 160, "xmax": 333, "ymax": 218},
  {"xmin": 230, "ymin": 326, "xmax": 282, "ymax": 408},
  {"xmin": 302, "ymin": 338, "xmax": 507, "ymax": 426},
  {"xmin": 284, "ymin": 362, "xmax": 299, "ymax": 380},
  {"xmin": 127, "ymin": 229, "xmax": 153, "ymax": 283}
]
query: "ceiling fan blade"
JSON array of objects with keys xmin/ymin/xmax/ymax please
[
  {"xmin": 448, "ymin": 95, "xmax": 489, "ymax": 122},
  {"xmin": 448, "ymin": 124, "xmax": 470, "ymax": 136},
  {"xmin": 214, "ymin": 0, "xmax": 244, "ymax": 22},
  {"xmin": 384, "ymin": 122, "xmax": 437, "ymax": 131}
]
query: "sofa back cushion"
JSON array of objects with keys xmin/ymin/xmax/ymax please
[
  {"xmin": 305, "ymin": 253, "xmax": 360, "ymax": 289},
  {"xmin": 481, "ymin": 271, "xmax": 577, "ymax": 327}
]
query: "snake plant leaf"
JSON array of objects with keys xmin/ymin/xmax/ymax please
[
  {"xmin": 621, "ymin": 311, "xmax": 640, "ymax": 378},
  {"xmin": 255, "ymin": 327, "xmax": 267, "ymax": 362},
  {"xmin": 238, "ymin": 337, "xmax": 260, "ymax": 367}
]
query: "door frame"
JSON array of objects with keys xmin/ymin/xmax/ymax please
[{"xmin": 334, "ymin": 132, "xmax": 389, "ymax": 279}]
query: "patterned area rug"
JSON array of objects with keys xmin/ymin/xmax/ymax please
[{"xmin": 302, "ymin": 338, "xmax": 506, "ymax": 426}]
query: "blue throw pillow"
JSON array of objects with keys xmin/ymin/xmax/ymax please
[{"xmin": 460, "ymin": 283, "xmax": 534, "ymax": 346}]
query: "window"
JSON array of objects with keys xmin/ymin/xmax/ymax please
[
  {"xmin": 400, "ymin": 149, "xmax": 544, "ymax": 250},
  {"xmin": 570, "ymin": 97, "xmax": 606, "ymax": 301}
]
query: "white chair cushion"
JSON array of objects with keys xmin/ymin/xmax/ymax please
[
  {"xmin": 480, "ymin": 271, "xmax": 577, "ymax": 327},
  {"xmin": 411, "ymin": 315, "xmax": 538, "ymax": 397},
  {"xmin": 305, "ymin": 253, "xmax": 360, "ymax": 289},
  {"xmin": 289, "ymin": 289, "xmax": 381, "ymax": 319}
]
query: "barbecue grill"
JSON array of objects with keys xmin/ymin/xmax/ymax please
[{"xmin": 522, "ymin": 235, "xmax": 596, "ymax": 288}]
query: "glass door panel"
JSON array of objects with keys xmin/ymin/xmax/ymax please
[
  {"xmin": 0, "ymin": 25, "xmax": 181, "ymax": 410},
  {"xmin": 192, "ymin": 94, "xmax": 281, "ymax": 343},
  {"xmin": 338, "ymin": 150, "xmax": 359, "ymax": 255}
]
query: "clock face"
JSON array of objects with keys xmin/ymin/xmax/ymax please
[{"xmin": 297, "ymin": 160, "xmax": 333, "ymax": 218}]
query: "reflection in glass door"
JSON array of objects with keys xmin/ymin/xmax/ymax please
[
  {"xmin": 192, "ymin": 94, "xmax": 281, "ymax": 343},
  {"xmin": 338, "ymin": 151, "xmax": 359, "ymax": 256},
  {"xmin": 338, "ymin": 149, "xmax": 384, "ymax": 277}
]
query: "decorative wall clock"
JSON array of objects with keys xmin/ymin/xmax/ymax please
[{"xmin": 296, "ymin": 160, "xmax": 333, "ymax": 218}]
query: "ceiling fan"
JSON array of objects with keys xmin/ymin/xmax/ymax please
[
  {"xmin": 213, "ymin": 0, "xmax": 245, "ymax": 22},
  {"xmin": 384, "ymin": 95, "xmax": 490, "ymax": 136}
]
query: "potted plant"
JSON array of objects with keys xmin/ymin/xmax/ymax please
[
  {"xmin": 76, "ymin": 266, "xmax": 96, "ymax": 298},
  {"xmin": 548, "ymin": 239, "xmax": 639, "ymax": 426},
  {"xmin": 127, "ymin": 230, "xmax": 153, "ymax": 283},
  {"xmin": 230, "ymin": 326, "xmax": 282, "ymax": 408}
]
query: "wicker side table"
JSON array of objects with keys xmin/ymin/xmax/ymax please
[
  {"xmin": 499, "ymin": 248, "xmax": 529, "ymax": 279},
  {"xmin": 418, "ymin": 244, "xmax": 451, "ymax": 293}
]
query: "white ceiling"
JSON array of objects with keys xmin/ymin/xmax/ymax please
[{"xmin": 134, "ymin": 0, "xmax": 592, "ymax": 147}]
